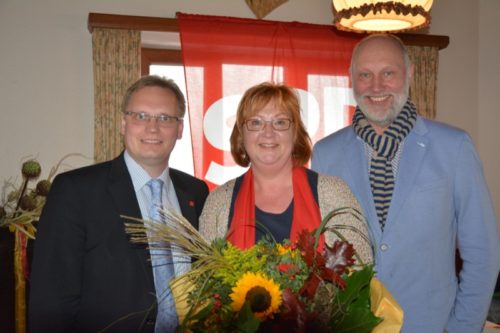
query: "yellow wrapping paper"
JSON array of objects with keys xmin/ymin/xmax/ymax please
[
  {"xmin": 370, "ymin": 277, "xmax": 404, "ymax": 333},
  {"xmin": 171, "ymin": 276, "xmax": 196, "ymax": 323}
]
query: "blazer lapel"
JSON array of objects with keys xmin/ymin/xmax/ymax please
[
  {"xmin": 384, "ymin": 117, "xmax": 429, "ymax": 233},
  {"xmin": 169, "ymin": 170, "xmax": 202, "ymax": 271},
  {"xmin": 170, "ymin": 171, "xmax": 198, "ymax": 228},
  {"xmin": 108, "ymin": 156, "xmax": 142, "ymax": 222},
  {"xmin": 107, "ymin": 154, "xmax": 154, "ymax": 283}
]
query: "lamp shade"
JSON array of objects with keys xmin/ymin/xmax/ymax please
[{"xmin": 332, "ymin": 0, "xmax": 433, "ymax": 33}]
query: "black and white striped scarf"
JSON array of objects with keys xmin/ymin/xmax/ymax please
[{"xmin": 353, "ymin": 100, "xmax": 417, "ymax": 231}]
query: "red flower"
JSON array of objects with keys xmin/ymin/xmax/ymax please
[
  {"xmin": 295, "ymin": 230, "xmax": 355, "ymax": 300},
  {"xmin": 278, "ymin": 263, "xmax": 296, "ymax": 273}
]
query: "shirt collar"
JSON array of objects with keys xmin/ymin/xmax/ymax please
[{"xmin": 124, "ymin": 150, "xmax": 170, "ymax": 192}]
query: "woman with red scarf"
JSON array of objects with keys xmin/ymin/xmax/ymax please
[{"xmin": 200, "ymin": 82, "xmax": 372, "ymax": 264}]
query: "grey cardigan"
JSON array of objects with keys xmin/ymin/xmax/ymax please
[{"xmin": 199, "ymin": 173, "xmax": 373, "ymax": 265}]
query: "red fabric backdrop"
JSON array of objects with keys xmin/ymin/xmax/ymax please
[{"xmin": 178, "ymin": 13, "xmax": 362, "ymax": 189}]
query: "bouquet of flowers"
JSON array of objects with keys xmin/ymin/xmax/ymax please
[{"xmin": 125, "ymin": 208, "xmax": 403, "ymax": 333}]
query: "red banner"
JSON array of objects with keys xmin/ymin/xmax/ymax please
[{"xmin": 178, "ymin": 13, "xmax": 361, "ymax": 189}]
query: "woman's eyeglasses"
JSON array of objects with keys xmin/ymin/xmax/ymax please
[{"xmin": 243, "ymin": 118, "xmax": 293, "ymax": 131}]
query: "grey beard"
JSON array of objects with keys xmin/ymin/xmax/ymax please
[
  {"xmin": 365, "ymin": 93, "xmax": 408, "ymax": 128},
  {"xmin": 355, "ymin": 84, "xmax": 410, "ymax": 128}
]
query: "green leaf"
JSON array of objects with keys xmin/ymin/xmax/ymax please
[
  {"xmin": 330, "ymin": 266, "xmax": 383, "ymax": 333},
  {"xmin": 335, "ymin": 266, "xmax": 373, "ymax": 307},
  {"xmin": 236, "ymin": 302, "xmax": 261, "ymax": 333},
  {"xmin": 332, "ymin": 301, "xmax": 382, "ymax": 333}
]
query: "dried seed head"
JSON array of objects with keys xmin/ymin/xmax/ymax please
[
  {"xmin": 22, "ymin": 160, "xmax": 42, "ymax": 179},
  {"xmin": 36, "ymin": 179, "xmax": 52, "ymax": 196}
]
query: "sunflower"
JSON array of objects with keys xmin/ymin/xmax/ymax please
[{"xmin": 230, "ymin": 272, "xmax": 282, "ymax": 320}]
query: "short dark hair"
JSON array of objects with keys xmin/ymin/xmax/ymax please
[
  {"xmin": 230, "ymin": 82, "xmax": 312, "ymax": 167},
  {"xmin": 121, "ymin": 75, "xmax": 186, "ymax": 117}
]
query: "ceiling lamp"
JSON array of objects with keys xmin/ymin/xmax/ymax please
[{"xmin": 332, "ymin": 0, "xmax": 433, "ymax": 33}]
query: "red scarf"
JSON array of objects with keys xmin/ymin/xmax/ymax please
[{"xmin": 227, "ymin": 167, "xmax": 324, "ymax": 250}]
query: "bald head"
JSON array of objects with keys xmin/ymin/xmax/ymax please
[{"xmin": 350, "ymin": 34, "xmax": 411, "ymax": 77}]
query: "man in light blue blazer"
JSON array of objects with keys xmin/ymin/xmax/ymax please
[{"xmin": 312, "ymin": 34, "xmax": 500, "ymax": 333}]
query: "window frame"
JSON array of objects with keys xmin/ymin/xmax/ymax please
[{"xmin": 141, "ymin": 48, "xmax": 182, "ymax": 75}]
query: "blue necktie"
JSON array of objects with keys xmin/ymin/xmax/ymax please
[{"xmin": 147, "ymin": 179, "xmax": 178, "ymax": 333}]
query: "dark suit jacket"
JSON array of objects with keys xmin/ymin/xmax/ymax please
[{"xmin": 28, "ymin": 153, "xmax": 209, "ymax": 333}]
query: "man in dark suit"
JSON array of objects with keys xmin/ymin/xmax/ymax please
[{"xmin": 28, "ymin": 75, "xmax": 209, "ymax": 332}]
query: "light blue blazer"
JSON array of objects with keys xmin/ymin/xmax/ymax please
[{"xmin": 312, "ymin": 116, "xmax": 500, "ymax": 333}]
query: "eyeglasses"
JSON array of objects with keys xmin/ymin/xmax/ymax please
[
  {"xmin": 243, "ymin": 118, "xmax": 293, "ymax": 131},
  {"xmin": 123, "ymin": 111, "xmax": 183, "ymax": 127}
]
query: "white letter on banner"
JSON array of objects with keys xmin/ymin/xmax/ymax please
[
  {"xmin": 296, "ymin": 88, "xmax": 320, "ymax": 137},
  {"xmin": 323, "ymin": 86, "xmax": 356, "ymax": 135},
  {"xmin": 204, "ymin": 95, "xmax": 248, "ymax": 185}
]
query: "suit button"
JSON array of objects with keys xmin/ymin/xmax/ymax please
[
  {"xmin": 145, "ymin": 318, "xmax": 155, "ymax": 326},
  {"xmin": 380, "ymin": 244, "xmax": 389, "ymax": 251}
]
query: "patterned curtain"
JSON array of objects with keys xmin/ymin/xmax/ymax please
[
  {"xmin": 91, "ymin": 28, "xmax": 141, "ymax": 162},
  {"xmin": 408, "ymin": 45, "xmax": 439, "ymax": 119}
]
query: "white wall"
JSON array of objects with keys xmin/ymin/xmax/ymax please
[
  {"xmin": 1, "ymin": 0, "xmax": 499, "ymax": 227},
  {"xmin": 429, "ymin": 0, "xmax": 500, "ymax": 227},
  {"xmin": 478, "ymin": 0, "xmax": 500, "ymax": 227}
]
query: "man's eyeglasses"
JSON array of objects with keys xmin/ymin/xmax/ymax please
[
  {"xmin": 123, "ymin": 111, "xmax": 183, "ymax": 127},
  {"xmin": 243, "ymin": 118, "xmax": 293, "ymax": 131}
]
